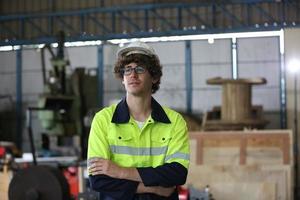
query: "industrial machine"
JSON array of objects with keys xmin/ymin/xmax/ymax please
[
  {"xmin": 8, "ymin": 165, "xmax": 71, "ymax": 200},
  {"xmin": 8, "ymin": 31, "xmax": 99, "ymax": 200},
  {"xmin": 36, "ymin": 31, "xmax": 98, "ymax": 158},
  {"xmin": 38, "ymin": 31, "xmax": 78, "ymax": 137}
]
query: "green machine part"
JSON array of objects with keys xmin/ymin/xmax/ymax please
[
  {"xmin": 37, "ymin": 94, "xmax": 77, "ymax": 136},
  {"xmin": 37, "ymin": 68, "xmax": 98, "ymax": 137}
]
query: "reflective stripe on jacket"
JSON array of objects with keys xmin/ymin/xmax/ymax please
[{"xmin": 88, "ymin": 97, "xmax": 190, "ymax": 170}]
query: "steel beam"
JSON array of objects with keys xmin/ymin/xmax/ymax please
[{"xmin": 0, "ymin": 2, "xmax": 299, "ymax": 46}]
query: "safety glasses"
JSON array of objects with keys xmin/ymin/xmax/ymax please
[{"xmin": 122, "ymin": 66, "xmax": 146, "ymax": 76}]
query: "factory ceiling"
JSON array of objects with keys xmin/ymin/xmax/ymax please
[{"xmin": 0, "ymin": 1, "xmax": 299, "ymax": 46}]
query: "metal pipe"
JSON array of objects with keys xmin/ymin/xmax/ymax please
[
  {"xmin": 185, "ymin": 40, "xmax": 192, "ymax": 114},
  {"xmin": 294, "ymin": 74, "xmax": 299, "ymax": 197},
  {"xmin": 26, "ymin": 109, "xmax": 37, "ymax": 166},
  {"xmin": 97, "ymin": 45, "xmax": 104, "ymax": 108},
  {"xmin": 26, "ymin": 107, "xmax": 54, "ymax": 166},
  {"xmin": 16, "ymin": 47, "xmax": 22, "ymax": 150}
]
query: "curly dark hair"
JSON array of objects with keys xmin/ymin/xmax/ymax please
[{"xmin": 114, "ymin": 54, "xmax": 162, "ymax": 94}]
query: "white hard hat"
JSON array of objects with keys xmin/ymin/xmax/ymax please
[{"xmin": 117, "ymin": 41, "xmax": 156, "ymax": 58}]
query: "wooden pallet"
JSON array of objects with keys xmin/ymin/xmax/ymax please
[{"xmin": 188, "ymin": 130, "xmax": 293, "ymax": 200}]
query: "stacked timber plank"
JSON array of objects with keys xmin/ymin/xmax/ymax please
[
  {"xmin": 0, "ymin": 165, "xmax": 11, "ymax": 200},
  {"xmin": 187, "ymin": 130, "xmax": 293, "ymax": 200}
]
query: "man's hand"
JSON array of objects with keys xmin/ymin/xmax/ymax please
[
  {"xmin": 136, "ymin": 183, "xmax": 175, "ymax": 197},
  {"xmin": 88, "ymin": 158, "xmax": 141, "ymax": 181},
  {"xmin": 154, "ymin": 186, "xmax": 176, "ymax": 197},
  {"xmin": 88, "ymin": 158, "xmax": 176, "ymax": 197},
  {"xmin": 88, "ymin": 158, "xmax": 122, "ymax": 178}
]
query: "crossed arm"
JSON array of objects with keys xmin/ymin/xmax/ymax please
[
  {"xmin": 88, "ymin": 111, "xmax": 189, "ymax": 199},
  {"xmin": 88, "ymin": 158, "xmax": 187, "ymax": 198}
]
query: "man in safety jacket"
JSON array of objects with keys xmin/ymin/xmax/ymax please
[{"xmin": 87, "ymin": 41, "xmax": 190, "ymax": 200}]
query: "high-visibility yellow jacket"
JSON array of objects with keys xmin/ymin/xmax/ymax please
[{"xmin": 88, "ymin": 97, "xmax": 190, "ymax": 200}]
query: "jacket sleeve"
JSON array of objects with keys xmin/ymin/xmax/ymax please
[
  {"xmin": 88, "ymin": 111, "xmax": 140, "ymax": 199},
  {"xmin": 89, "ymin": 175, "xmax": 139, "ymax": 200},
  {"xmin": 137, "ymin": 162, "xmax": 187, "ymax": 187},
  {"xmin": 87, "ymin": 111, "xmax": 111, "ymax": 160},
  {"xmin": 138, "ymin": 113, "xmax": 190, "ymax": 187}
]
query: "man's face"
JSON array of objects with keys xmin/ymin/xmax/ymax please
[{"xmin": 122, "ymin": 62, "xmax": 155, "ymax": 96}]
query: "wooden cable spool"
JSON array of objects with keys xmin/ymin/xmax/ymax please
[
  {"xmin": 202, "ymin": 77, "xmax": 268, "ymax": 130},
  {"xmin": 207, "ymin": 77, "xmax": 267, "ymax": 123}
]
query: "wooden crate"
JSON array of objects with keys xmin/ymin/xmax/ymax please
[
  {"xmin": 188, "ymin": 130, "xmax": 293, "ymax": 200},
  {"xmin": 0, "ymin": 166, "xmax": 11, "ymax": 200}
]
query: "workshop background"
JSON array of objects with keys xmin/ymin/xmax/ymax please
[{"xmin": 0, "ymin": 0, "xmax": 300, "ymax": 200}]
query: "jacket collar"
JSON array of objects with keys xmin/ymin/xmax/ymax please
[{"xmin": 111, "ymin": 97, "xmax": 171, "ymax": 124}]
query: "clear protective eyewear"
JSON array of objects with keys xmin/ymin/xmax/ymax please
[{"xmin": 122, "ymin": 66, "xmax": 146, "ymax": 76}]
